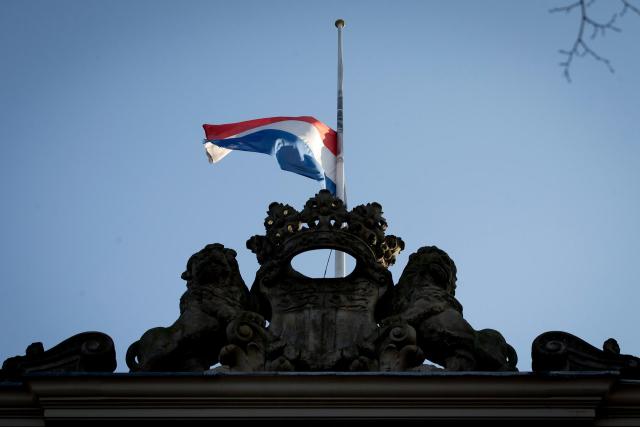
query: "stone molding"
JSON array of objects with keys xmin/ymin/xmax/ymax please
[{"xmin": 1, "ymin": 372, "xmax": 639, "ymax": 425}]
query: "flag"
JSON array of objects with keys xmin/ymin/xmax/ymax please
[{"xmin": 202, "ymin": 116, "xmax": 338, "ymax": 194}]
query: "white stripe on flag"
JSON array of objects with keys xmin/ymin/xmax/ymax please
[{"xmin": 205, "ymin": 120, "xmax": 337, "ymax": 182}]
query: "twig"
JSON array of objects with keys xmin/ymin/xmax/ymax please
[
  {"xmin": 550, "ymin": 1, "xmax": 582, "ymax": 14},
  {"xmin": 551, "ymin": 0, "xmax": 622, "ymax": 82},
  {"xmin": 620, "ymin": 0, "xmax": 640, "ymax": 17}
]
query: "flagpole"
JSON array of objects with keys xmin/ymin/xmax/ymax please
[{"xmin": 335, "ymin": 19, "xmax": 346, "ymax": 278}]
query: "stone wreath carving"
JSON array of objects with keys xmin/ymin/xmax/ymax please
[{"xmin": 126, "ymin": 190, "xmax": 516, "ymax": 372}]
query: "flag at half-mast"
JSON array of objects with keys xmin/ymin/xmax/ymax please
[{"xmin": 202, "ymin": 116, "xmax": 338, "ymax": 194}]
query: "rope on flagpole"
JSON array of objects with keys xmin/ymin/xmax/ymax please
[{"xmin": 323, "ymin": 249, "xmax": 333, "ymax": 278}]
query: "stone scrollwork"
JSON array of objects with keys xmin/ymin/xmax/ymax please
[
  {"xmin": 218, "ymin": 311, "xmax": 270, "ymax": 372},
  {"xmin": 1, "ymin": 332, "xmax": 116, "ymax": 379},
  {"xmin": 532, "ymin": 331, "xmax": 640, "ymax": 378},
  {"xmin": 377, "ymin": 320, "xmax": 425, "ymax": 371}
]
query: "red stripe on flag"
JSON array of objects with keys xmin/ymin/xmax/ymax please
[{"xmin": 203, "ymin": 116, "xmax": 337, "ymax": 156}]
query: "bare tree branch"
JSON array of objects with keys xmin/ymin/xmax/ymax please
[
  {"xmin": 620, "ymin": 0, "xmax": 640, "ymax": 17},
  {"xmin": 551, "ymin": 0, "xmax": 623, "ymax": 82},
  {"xmin": 550, "ymin": 1, "xmax": 582, "ymax": 14}
]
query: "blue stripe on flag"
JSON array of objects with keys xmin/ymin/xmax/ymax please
[
  {"xmin": 324, "ymin": 176, "xmax": 336, "ymax": 194},
  {"xmin": 208, "ymin": 129, "xmax": 332, "ymax": 188}
]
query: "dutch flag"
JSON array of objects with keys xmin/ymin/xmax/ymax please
[{"xmin": 202, "ymin": 116, "xmax": 338, "ymax": 194}]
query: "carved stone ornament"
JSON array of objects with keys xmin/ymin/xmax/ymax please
[
  {"xmin": 126, "ymin": 243, "xmax": 252, "ymax": 371},
  {"xmin": 7, "ymin": 191, "xmax": 640, "ymax": 380},
  {"xmin": 532, "ymin": 331, "xmax": 640, "ymax": 378},
  {"xmin": 0, "ymin": 332, "xmax": 116, "ymax": 380},
  {"xmin": 126, "ymin": 190, "xmax": 517, "ymax": 372}
]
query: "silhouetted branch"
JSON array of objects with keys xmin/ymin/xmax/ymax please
[
  {"xmin": 551, "ymin": 0, "xmax": 622, "ymax": 82},
  {"xmin": 620, "ymin": 0, "xmax": 640, "ymax": 17},
  {"xmin": 550, "ymin": 1, "xmax": 583, "ymax": 14}
]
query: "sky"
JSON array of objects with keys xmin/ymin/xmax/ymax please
[{"xmin": 1, "ymin": 0, "xmax": 639, "ymax": 372}]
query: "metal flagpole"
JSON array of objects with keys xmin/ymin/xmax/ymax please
[{"xmin": 335, "ymin": 19, "xmax": 346, "ymax": 278}]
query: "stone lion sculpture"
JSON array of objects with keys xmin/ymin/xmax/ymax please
[
  {"xmin": 126, "ymin": 243, "xmax": 252, "ymax": 371},
  {"xmin": 392, "ymin": 246, "xmax": 517, "ymax": 371}
]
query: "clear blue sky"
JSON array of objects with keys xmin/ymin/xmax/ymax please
[{"xmin": 1, "ymin": 0, "xmax": 639, "ymax": 372}]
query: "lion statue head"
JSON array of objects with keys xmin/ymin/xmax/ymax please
[
  {"xmin": 179, "ymin": 243, "xmax": 252, "ymax": 318},
  {"xmin": 391, "ymin": 245, "xmax": 462, "ymax": 326},
  {"xmin": 181, "ymin": 243, "xmax": 239, "ymax": 285},
  {"xmin": 396, "ymin": 246, "xmax": 457, "ymax": 295}
]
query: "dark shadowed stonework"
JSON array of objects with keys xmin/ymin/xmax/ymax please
[
  {"xmin": 532, "ymin": 331, "xmax": 640, "ymax": 378},
  {"xmin": 2, "ymin": 371, "xmax": 640, "ymax": 426},
  {"xmin": 125, "ymin": 190, "xmax": 516, "ymax": 372},
  {"xmin": 125, "ymin": 243, "xmax": 253, "ymax": 372},
  {"xmin": 0, "ymin": 332, "xmax": 115, "ymax": 380},
  {"xmin": 2, "ymin": 190, "xmax": 640, "ymax": 425}
]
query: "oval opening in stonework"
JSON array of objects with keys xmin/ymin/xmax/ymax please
[{"xmin": 291, "ymin": 249, "xmax": 356, "ymax": 278}]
